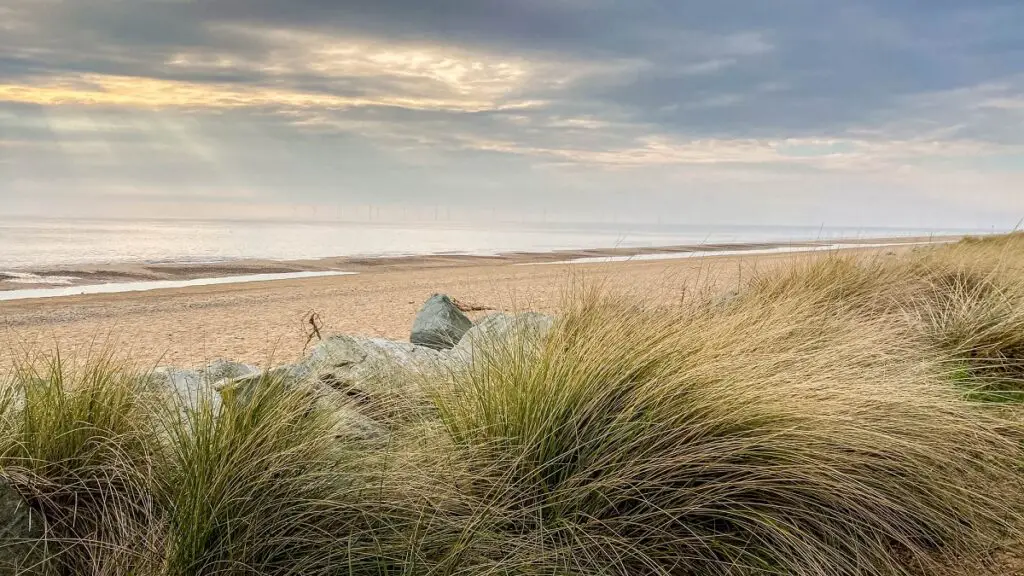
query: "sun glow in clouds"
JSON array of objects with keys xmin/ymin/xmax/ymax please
[
  {"xmin": 0, "ymin": 74, "xmax": 543, "ymax": 113},
  {"xmin": 1, "ymin": 27, "xmax": 541, "ymax": 114}
]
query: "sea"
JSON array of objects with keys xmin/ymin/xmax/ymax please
[{"xmin": 0, "ymin": 217, "xmax": 1000, "ymax": 270}]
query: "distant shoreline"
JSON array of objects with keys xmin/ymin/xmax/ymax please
[{"xmin": 0, "ymin": 235, "xmax": 959, "ymax": 297}]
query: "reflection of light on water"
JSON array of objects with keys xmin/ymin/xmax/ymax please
[
  {"xmin": 0, "ymin": 271, "xmax": 356, "ymax": 302},
  {"xmin": 521, "ymin": 241, "xmax": 949, "ymax": 266}
]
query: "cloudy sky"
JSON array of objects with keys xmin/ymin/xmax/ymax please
[{"xmin": 1, "ymin": 0, "xmax": 1022, "ymax": 228}]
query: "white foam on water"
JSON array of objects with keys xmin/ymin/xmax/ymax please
[
  {"xmin": 519, "ymin": 241, "xmax": 948, "ymax": 266},
  {"xmin": 1, "ymin": 271, "xmax": 80, "ymax": 285},
  {"xmin": 0, "ymin": 271, "xmax": 357, "ymax": 302}
]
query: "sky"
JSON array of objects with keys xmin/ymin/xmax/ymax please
[{"xmin": 0, "ymin": 0, "xmax": 1022, "ymax": 229}]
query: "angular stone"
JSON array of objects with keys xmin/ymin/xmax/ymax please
[
  {"xmin": 298, "ymin": 334, "xmax": 441, "ymax": 395},
  {"xmin": 0, "ymin": 386, "xmax": 24, "ymax": 415},
  {"xmin": 410, "ymin": 294, "xmax": 473, "ymax": 350},
  {"xmin": 202, "ymin": 360, "xmax": 260, "ymax": 385},
  {"xmin": 313, "ymin": 390, "xmax": 390, "ymax": 443},
  {"xmin": 150, "ymin": 360, "xmax": 261, "ymax": 414},
  {"xmin": 149, "ymin": 367, "xmax": 213, "ymax": 413},
  {"xmin": 306, "ymin": 335, "xmax": 443, "ymax": 414},
  {"xmin": 449, "ymin": 312, "xmax": 555, "ymax": 362},
  {"xmin": 310, "ymin": 335, "xmax": 442, "ymax": 370},
  {"xmin": 460, "ymin": 312, "xmax": 554, "ymax": 344},
  {"xmin": 214, "ymin": 335, "xmax": 444, "ymax": 442}
]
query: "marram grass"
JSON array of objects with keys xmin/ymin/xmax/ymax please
[
  {"xmin": 0, "ymin": 352, "xmax": 161, "ymax": 575},
  {"xmin": 746, "ymin": 234, "xmax": 1024, "ymax": 398},
  {"xmin": 434, "ymin": 287, "xmax": 1023, "ymax": 575}
]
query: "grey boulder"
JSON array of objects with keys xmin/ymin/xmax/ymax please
[
  {"xmin": 0, "ymin": 477, "xmax": 45, "ymax": 574},
  {"xmin": 449, "ymin": 312, "xmax": 555, "ymax": 362},
  {"xmin": 219, "ymin": 335, "xmax": 444, "ymax": 442},
  {"xmin": 150, "ymin": 360, "xmax": 260, "ymax": 414},
  {"xmin": 305, "ymin": 335, "xmax": 443, "ymax": 419},
  {"xmin": 460, "ymin": 312, "xmax": 554, "ymax": 343},
  {"xmin": 202, "ymin": 360, "xmax": 261, "ymax": 384},
  {"xmin": 313, "ymin": 390, "xmax": 390, "ymax": 444},
  {"xmin": 0, "ymin": 386, "xmax": 24, "ymax": 415},
  {"xmin": 149, "ymin": 367, "xmax": 210, "ymax": 412},
  {"xmin": 239, "ymin": 334, "xmax": 443, "ymax": 395},
  {"xmin": 410, "ymin": 294, "xmax": 473, "ymax": 350},
  {"xmin": 308, "ymin": 335, "xmax": 443, "ymax": 379}
]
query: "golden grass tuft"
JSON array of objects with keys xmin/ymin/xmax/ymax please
[{"xmin": 0, "ymin": 352, "xmax": 161, "ymax": 575}]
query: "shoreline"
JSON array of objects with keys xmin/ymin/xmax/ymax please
[
  {"xmin": 0, "ymin": 236, "xmax": 954, "ymax": 370},
  {"xmin": 0, "ymin": 235, "xmax": 957, "ymax": 298}
]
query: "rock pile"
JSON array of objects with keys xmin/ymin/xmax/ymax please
[{"xmin": 146, "ymin": 294, "xmax": 554, "ymax": 441}]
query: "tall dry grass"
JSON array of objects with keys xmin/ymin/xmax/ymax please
[
  {"xmin": 156, "ymin": 372, "xmax": 400, "ymax": 576},
  {"xmin": 0, "ymin": 353, "xmax": 161, "ymax": 575},
  {"xmin": 434, "ymin": 285, "xmax": 1023, "ymax": 575},
  {"xmin": 0, "ymin": 357, "xmax": 454, "ymax": 575},
  {"xmin": 745, "ymin": 234, "xmax": 1024, "ymax": 398},
  {"xmin": 912, "ymin": 236, "xmax": 1024, "ymax": 392}
]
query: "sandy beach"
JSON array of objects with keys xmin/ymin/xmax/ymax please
[{"xmin": 0, "ymin": 238, "xmax": 947, "ymax": 370}]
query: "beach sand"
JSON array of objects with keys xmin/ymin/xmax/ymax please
[{"xmin": 0, "ymin": 239, "xmax": 936, "ymax": 370}]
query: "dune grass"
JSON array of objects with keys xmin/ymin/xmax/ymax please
[
  {"xmin": 156, "ymin": 374, "xmax": 366, "ymax": 576},
  {"xmin": 434, "ymin": 286, "xmax": 1022, "ymax": 575},
  {"xmin": 1, "ymin": 235, "xmax": 1023, "ymax": 575},
  {"xmin": 0, "ymin": 353, "xmax": 161, "ymax": 575},
  {"xmin": 912, "ymin": 238, "xmax": 1024, "ymax": 399},
  {"xmin": 745, "ymin": 233, "xmax": 1024, "ymax": 401}
]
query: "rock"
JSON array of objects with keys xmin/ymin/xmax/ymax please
[
  {"xmin": 234, "ymin": 335, "xmax": 441, "ymax": 394},
  {"xmin": 221, "ymin": 369, "xmax": 390, "ymax": 443},
  {"xmin": 149, "ymin": 361, "xmax": 259, "ymax": 415},
  {"xmin": 216, "ymin": 335, "xmax": 444, "ymax": 440},
  {"xmin": 202, "ymin": 360, "xmax": 260, "ymax": 384},
  {"xmin": 460, "ymin": 312, "xmax": 554, "ymax": 344},
  {"xmin": 214, "ymin": 337, "xmax": 444, "ymax": 399},
  {"xmin": 0, "ymin": 476, "xmax": 46, "ymax": 574},
  {"xmin": 305, "ymin": 335, "xmax": 443, "ymax": 415},
  {"xmin": 257, "ymin": 363, "xmax": 315, "ymax": 385},
  {"xmin": 308, "ymin": 335, "xmax": 443, "ymax": 376},
  {"xmin": 144, "ymin": 351, "xmax": 399, "ymax": 444},
  {"xmin": 335, "ymin": 408, "xmax": 389, "ymax": 442},
  {"xmin": 0, "ymin": 386, "xmax": 25, "ymax": 414},
  {"xmin": 410, "ymin": 294, "xmax": 473, "ymax": 350},
  {"xmin": 450, "ymin": 312, "xmax": 555, "ymax": 362},
  {"xmin": 313, "ymin": 391, "xmax": 390, "ymax": 443},
  {"xmin": 150, "ymin": 367, "xmax": 213, "ymax": 413}
]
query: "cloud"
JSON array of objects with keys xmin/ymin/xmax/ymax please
[
  {"xmin": 0, "ymin": 0, "xmax": 1022, "ymax": 228},
  {"xmin": 0, "ymin": 73, "xmax": 543, "ymax": 112}
]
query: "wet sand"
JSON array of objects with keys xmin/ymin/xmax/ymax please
[
  {"xmin": 0, "ymin": 237, "xmax": 947, "ymax": 370},
  {"xmin": 0, "ymin": 237, "xmax": 944, "ymax": 291}
]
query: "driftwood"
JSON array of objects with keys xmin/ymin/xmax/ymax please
[{"xmin": 302, "ymin": 310, "xmax": 325, "ymax": 353}]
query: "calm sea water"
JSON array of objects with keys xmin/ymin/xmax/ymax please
[{"xmin": 0, "ymin": 217, "xmax": 995, "ymax": 270}]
